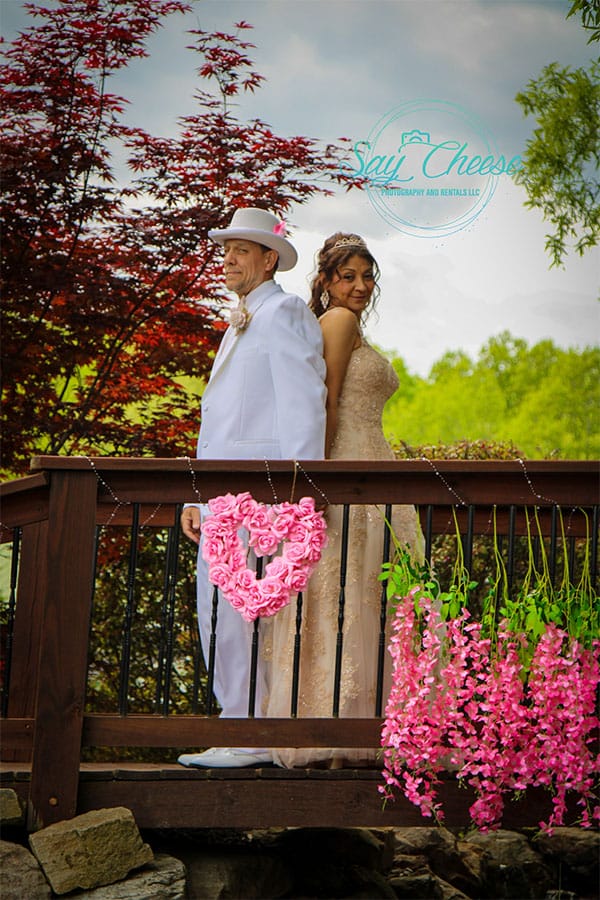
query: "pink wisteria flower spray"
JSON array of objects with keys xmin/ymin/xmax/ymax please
[{"xmin": 379, "ymin": 528, "xmax": 600, "ymax": 833}]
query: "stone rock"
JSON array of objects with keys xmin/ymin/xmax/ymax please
[
  {"xmin": 279, "ymin": 826, "xmax": 390, "ymax": 873},
  {"xmin": 389, "ymin": 871, "xmax": 444, "ymax": 898},
  {"xmin": 98, "ymin": 825, "xmax": 599, "ymax": 899},
  {"xmin": 393, "ymin": 826, "xmax": 485, "ymax": 895},
  {"xmin": 534, "ymin": 826, "xmax": 600, "ymax": 895},
  {"xmin": 394, "ymin": 826, "xmax": 458, "ymax": 857},
  {"xmin": 29, "ymin": 806, "xmax": 154, "ymax": 895},
  {"xmin": 454, "ymin": 838, "xmax": 487, "ymax": 892},
  {"xmin": 70, "ymin": 854, "xmax": 186, "ymax": 900},
  {"xmin": 465, "ymin": 829, "xmax": 555, "ymax": 899},
  {"xmin": 340, "ymin": 866, "xmax": 398, "ymax": 899},
  {"xmin": 370, "ymin": 827, "xmax": 397, "ymax": 871},
  {"xmin": 0, "ymin": 839, "xmax": 52, "ymax": 900},
  {"xmin": 183, "ymin": 850, "xmax": 292, "ymax": 899},
  {"xmin": 390, "ymin": 851, "xmax": 431, "ymax": 875},
  {"xmin": 0, "ymin": 788, "xmax": 24, "ymax": 827},
  {"xmin": 276, "ymin": 827, "xmax": 394, "ymax": 897},
  {"xmin": 434, "ymin": 877, "xmax": 472, "ymax": 900}
]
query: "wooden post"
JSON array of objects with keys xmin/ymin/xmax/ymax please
[
  {"xmin": 3, "ymin": 521, "xmax": 49, "ymax": 762},
  {"xmin": 27, "ymin": 470, "xmax": 97, "ymax": 829}
]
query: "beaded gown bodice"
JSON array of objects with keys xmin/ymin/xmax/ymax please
[{"xmin": 330, "ymin": 339, "xmax": 399, "ymax": 461}]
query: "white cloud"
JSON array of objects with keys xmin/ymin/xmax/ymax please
[
  {"xmin": 4, "ymin": 0, "xmax": 597, "ymax": 378},
  {"xmin": 280, "ymin": 177, "xmax": 598, "ymax": 376}
]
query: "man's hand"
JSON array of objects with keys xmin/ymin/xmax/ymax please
[{"xmin": 180, "ymin": 506, "xmax": 201, "ymax": 544}]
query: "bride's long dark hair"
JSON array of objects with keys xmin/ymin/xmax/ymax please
[{"xmin": 309, "ymin": 232, "xmax": 381, "ymax": 320}]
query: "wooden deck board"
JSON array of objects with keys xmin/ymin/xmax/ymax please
[{"xmin": 0, "ymin": 762, "xmax": 581, "ymax": 830}]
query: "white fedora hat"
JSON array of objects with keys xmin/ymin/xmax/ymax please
[{"xmin": 208, "ymin": 207, "xmax": 298, "ymax": 271}]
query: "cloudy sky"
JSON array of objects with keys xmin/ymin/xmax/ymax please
[{"xmin": 2, "ymin": 0, "xmax": 598, "ymax": 375}]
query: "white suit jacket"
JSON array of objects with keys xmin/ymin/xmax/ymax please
[{"xmin": 197, "ymin": 280, "xmax": 326, "ymax": 461}]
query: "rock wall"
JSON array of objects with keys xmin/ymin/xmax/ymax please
[
  {"xmin": 149, "ymin": 825, "xmax": 599, "ymax": 899},
  {"xmin": 1, "ymin": 793, "xmax": 598, "ymax": 899}
]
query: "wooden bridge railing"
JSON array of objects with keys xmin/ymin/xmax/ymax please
[{"xmin": 0, "ymin": 456, "xmax": 597, "ymax": 831}]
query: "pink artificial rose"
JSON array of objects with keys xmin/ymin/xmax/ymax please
[
  {"xmin": 263, "ymin": 556, "xmax": 310, "ymax": 593},
  {"xmin": 201, "ymin": 519, "xmax": 237, "ymax": 551},
  {"xmin": 228, "ymin": 548, "xmax": 248, "ymax": 571},
  {"xmin": 224, "ymin": 590, "xmax": 246, "ymax": 612},
  {"xmin": 248, "ymin": 522, "xmax": 280, "ymax": 557},
  {"xmin": 207, "ymin": 562, "xmax": 236, "ymax": 592},
  {"xmin": 305, "ymin": 513, "xmax": 327, "ymax": 535},
  {"xmin": 305, "ymin": 529, "xmax": 328, "ymax": 561},
  {"xmin": 202, "ymin": 535, "xmax": 231, "ymax": 564},
  {"xmin": 200, "ymin": 516, "xmax": 226, "ymax": 539},
  {"xmin": 294, "ymin": 534, "xmax": 319, "ymax": 565},
  {"xmin": 236, "ymin": 492, "xmax": 258, "ymax": 519},
  {"xmin": 285, "ymin": 563, "xmax": 312, "ymax": 593},
  {"xmin": 245, "ymin": 505, "xmax": 272, "ymax": 532},
  {"xmin": 252, "ymin": 577, "xmax": 290, "ymax": 617},
  {"xmin": 207, "ymin": 493, "xmax": 240, "ymax": 519},
  {"xmin": 233, "ymin": 567, "xmax": 258, "ymax": 595},
  {"xmin": 223, "ymin": 529, "xmax": 243, "ymax": 552},
  {"xmin": 264, "ymin": 556, "xmax": 288, "ymax": 573},
  {"xmin": 271, "ymin": 503, "xmax": 299, "ymax": 539},
  {"xmin": 296, "ymin": 496, "xmax": 317, "ymax": 515},
  {"xmin": 287, "ymin": 522, "xmax": 310, "ymax": 544},
  {"xmin": 281, "ymin": 541, "xmax": 308, "ymax": 565}
]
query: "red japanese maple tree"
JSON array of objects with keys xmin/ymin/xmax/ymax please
[{"xmin": 1, "ymin": 0, "xmax": 350, "ymax": 476}]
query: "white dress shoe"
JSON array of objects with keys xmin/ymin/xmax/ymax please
[{"xmin": 177, "ymin": 748, "xmax": 273, "ymax": 768}]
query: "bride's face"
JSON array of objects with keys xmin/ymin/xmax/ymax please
[{"xmin": 326, "ymin": 254, "xmax": 375, "ymax": 318}]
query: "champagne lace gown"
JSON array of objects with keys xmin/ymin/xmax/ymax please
[{"xmin": 267, "ymin": 338, "xmax": 424, "ymax": 767}]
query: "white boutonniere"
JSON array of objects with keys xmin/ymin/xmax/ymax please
[{"xmin": 230, "ymin": 297, "xmax": 252, "ymax": 335}]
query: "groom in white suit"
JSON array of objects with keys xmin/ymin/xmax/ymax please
[{"xmin": 178, "ymin": 208, "xmax": 327, "ymax": 768}]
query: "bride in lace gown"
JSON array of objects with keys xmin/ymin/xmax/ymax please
[{"xmin": 267, "ymin": 233, "xmax": 424, "ymax": 767}]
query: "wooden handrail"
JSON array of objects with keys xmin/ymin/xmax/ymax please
[{"xmin": 24, "ymin": 455, "xmax": 599, "ymax": 506}]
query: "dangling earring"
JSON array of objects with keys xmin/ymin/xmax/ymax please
[{"xmin": 320, "ymin": 289, "xmax": 330, "ymax": 309}]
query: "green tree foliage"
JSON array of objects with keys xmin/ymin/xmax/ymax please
[
  {"xmin": 383, "ymin": 332, "xmax": 599, "ymax": 459},
  {"xmin": 509, "ymin": 347, "xmax": 600, "ymax": 458},
  {"xmin": 514, "ymin": 2, "xmax": 600, "ymax": 266},
  {"xmin": 568, "ymin": 0, "xmax": 600, "ymax": 44}
]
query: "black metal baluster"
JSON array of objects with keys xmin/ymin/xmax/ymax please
[
  {"xmin": 161, "ymin": 506, "xmax": 182, "ymax": 716},
  {"xmin": 247, "ymin": 556, "xmax": 263, "ymax": 718},
  {"xmin": 375, "ymin": 504, "xmax": 392, "ymax": 716},
  {"xmin": 568, "ymin": 534, "xmax": 577, "ymax": 586},
  {"xmin": 206, "ymin": 586, "xmax": 219, "ymax": 716},
  {"xmin": 549, "ymin": 506, "xmax": 558, "ymax": 588},
  {"xmin": 495, "ymin": 534, "xmax": 504, "ymax": 603},
  {"xmin": 507, "ymin": 506, "xmax": 516, "ymax": 595},
  {"xmin": 118, "ymin": 503, "xmax": 140, "ymax": 716},
  {"xmin": 591, "ymin": 506, "xmax": 599, "ymax": 594},
  {"xmin": 425, "ymin": 505, "xmax": 433, "ymax": 565},
  {"xmin": 155, "ymin": 528, "xmax": 170, "ymax": 713},
  {"xmin": 191, "ymin": 641, "xmax": 203, "ymax": 714},
  {"xmin": 290, "ymin": 591, "xmax": 304, "ymax": 716},
  {"xmin": 532, "ymin": 529, "xmax": 541, "ymax": 572},
  {"xmin": 463, "ymin": 505, "xmax": 474, "ymax": 574},
  {"xmin": 332, "ymin": 504, "xmax": 350, "ymax": 717},
  {"xmin": 84, "ymin": 525, "xmax": 101, "ymax": 712},
  {"xmin": 1, "ymin": 527, "xmax": 21, "ymax": 717}
]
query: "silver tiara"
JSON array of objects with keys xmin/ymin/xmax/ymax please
[{"xmin": 329, "ymin": 236, "xmax": 368, "ymax": 252}]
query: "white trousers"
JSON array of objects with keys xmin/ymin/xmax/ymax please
[{"xmin": 196, "ymin": 539, "xmax": 269, "ymax": 719}]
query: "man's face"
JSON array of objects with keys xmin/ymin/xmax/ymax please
[{"xmin": 223, "ymin": 239, "xmax": 278, "ymax": 297}]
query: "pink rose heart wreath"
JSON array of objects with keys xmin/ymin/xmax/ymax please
[{"xmin": 201, "ymin": 491, "xmax": 328, "ymax": 622}]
